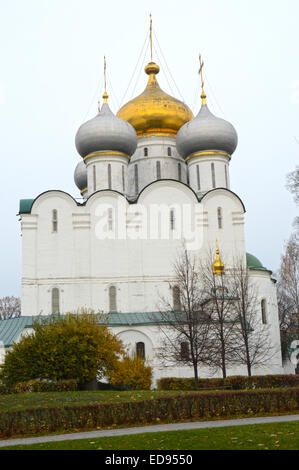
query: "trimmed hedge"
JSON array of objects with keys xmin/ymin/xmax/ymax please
[
  {"xmin": 157, "ymin": 375, "xmax": 299, "ymax": 391},
  {"xmin": 12, "ymin": 379, "xmax": 78, "ymax": 394},
  {"xmin": 0, "ymin": 388, "xmax": 298, "ymax": 438}
]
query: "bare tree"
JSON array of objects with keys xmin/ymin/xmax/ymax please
[
  {"xmin": 198, "ymin": 254, "xmax": 240, "ymax": 379},
  {"xmin": 230, "ymin": 259, "xmax": 276, "ymax": 377},
  {"xmin": 0, "ymin": 296, "xmax": 21, "ymax": 320},
  {"xmin": 154, "ymin": 248, "xmax": 213, "ymax": 388},
  {"xmin": 286, "ymin": 165, "xmax": 299, "ymax": 232},
  {"xmin": 276, "ymin": 234, "xmax": 299, "ymax": 370}
]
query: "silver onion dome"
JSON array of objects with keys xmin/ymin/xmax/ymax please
[
  {"xmin": 74, "ymin": 161, "xmax": 87, "ymax": 191},
  {"xmin": 176, "ymin": 103, "xmax": 238, "ymax": 159},
  {"xmin": 75, "ymin": 96, "xmax": 137, "ymax": 158}
]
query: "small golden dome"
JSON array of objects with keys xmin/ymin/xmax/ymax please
[
  {"xmin": 212, "ymin": 239, "xmax": 225, "ymax": 275},
  {"xmin": 117, "ymin": 62, "xmax": 194, "ymax": 138}
]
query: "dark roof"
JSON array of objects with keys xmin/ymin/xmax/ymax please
[
  {"xmin": 246, "ymin": 253, "xmax": 267, "ymax": 271},
  {"xmin": 0, "ymin": 312, "xmax": 173, "ymax": 347}
]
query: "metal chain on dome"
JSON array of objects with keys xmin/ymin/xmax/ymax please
[
  {"xmin": 204, "ymin": 72, "xmax": 227, "ymax": 118},
  {"xmin": 106, "ymin": 73, "xmax": 120, "ymax": 110},
  {"xmin": 119, "ymin": 29, "xmax": 150, "ymax": 107},
  {"xmin": 152, "ymin": 42, "xmax": 176, "ymax": 97},
  {"xmin": 153, "ymin": 30, "xmax": 186, "ymax": 103},
  {"xmin": 80, "ymin": 71, "xmax": 104, "ymax": 124},
  {"xmin": 130, "ymin": 40, "xmax": 150, "ymax": 99}
]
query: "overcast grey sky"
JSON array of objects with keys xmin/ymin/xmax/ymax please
[{"xmin": 0, "ymin": 0, "xmax": 298, "ymax": 297}]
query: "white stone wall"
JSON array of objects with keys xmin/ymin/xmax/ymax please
[{"xmin": 21, "ymin": 182, "xmax": 249, "ymax": 317}]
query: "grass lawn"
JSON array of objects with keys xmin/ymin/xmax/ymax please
[
  {"xmin": 1, "ymin": 421, "xmax": 298, "ymax": 450},
  {"xmin": 0, "ymin": 387, "xmax": 293, "ymax": 413},
  {"xmin": 0, "ymin": 390, "xmax": 202, "ymax": 412}
]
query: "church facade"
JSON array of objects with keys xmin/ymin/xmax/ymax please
[{"xmin": 15, "ymin": 53, "xmax": 284, "ymax": 383}]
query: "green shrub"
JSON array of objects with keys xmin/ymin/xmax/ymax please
[
  {"xmin": 1, "ymin": 313, "xmax": 123, "ymax": 387},
  {"xmin": 13, "ymin": 379, "xmax": 78, "ymax": 393},
  {"xmin": 0, "ymin": 388, "xmax": 298, "ymax": 438},
  {"xmin": 157, "ymin": 375, "xmax": 299, "ymax": 391}
]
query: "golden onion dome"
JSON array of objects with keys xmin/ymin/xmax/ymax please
[{"xmin": 117, "ymin": 62, "xmax": 194, "ymax": 137}]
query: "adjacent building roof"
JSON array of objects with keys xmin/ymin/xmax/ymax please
[
  {"xmin": 0, "ymin": 316, "xmax": 35, "ymax": 347},
  {"xmin": 0, "ymin": 312, "xmax": 171, "ymax": 347},
  {"xmin": 246, "ymin": 252, "xmax": 267, "ymax": 271},
  {"xmin": 19, "ymin": 199, "xmax": 34, "ymax": 214}
]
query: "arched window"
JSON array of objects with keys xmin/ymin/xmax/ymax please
[
  {"xmin": 108, "ymin": 208, "xmax": 113, "ymax": 231},
  {"xmin": 217, "ymin": 207, "xmax": 223, "ymax": 229},
  {"xmin": 122, "ymin": 165, "xmax": 125, "ymax": 192},
  {"xmin": 261, "ymin": 299, "xmax": 267, "ymax": 324},
  {"xmin": 173, "ymin": 285, "xmax": 181, "ymax": 311},
  {"xmin": 167, "ymin": 147, "xmax": 172, "ymax": 156},
  {"xmin": 224, "ymin": 164, "xmax": 228, "ymax": 188},
  {"xmin": 108, "ymin": 164, "xmax": 112, "ymax": 189},
  {"xmin": 144, "ymin": 147, "xmax": 148, "ymax": 157},
  {"xmin": 109, "ymin": 286, "xmax": 117, "ymax": 312},
  {"xmin": 197, "ymin": 165, "xmax": 201, "ymax": 190},
  {"xmin": 180, "ymin": 342, "xmax": 189, "ymax": 361},
  {"xmin": 178, "ymin": 163, "xmax": 181, "ymax": 182},
  {"xmin": 211, "ymin": 163, "xmax": 216, "ymax": 188},
  {"xmin": 51, "ymin": 288, "xmax": 60, "ymax": 314},
  {"xmin": 156, "ymin": 161, "xmax": 161, "ymax": 180},
  {"xmin": 93, "ymin": 165, "xmax": 96, "ymax": 192},
  {"xmin": 136, "ymin": 342, "xmax": 145, "ymax": 359},
  {"xmin": 134, "ymin": 164, "xmax": 139, "ymax": 194},
  {"xmin": 52, "ymin": 210, "xmax": 58, "ymax": 232},
  {"xmin": 170, "ymin": 209, "xmax": 175, "ymax": 231}
]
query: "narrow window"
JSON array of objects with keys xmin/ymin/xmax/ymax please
[
  {"xmin": 51, "ymin": 288, "xmax": 60, "ymax": 314},
  {"xmin": 109, "ymin": 286, "xmax": 117, "ymax": 312},
  {"xmin": 211, "ymin": 163, "xmax": 216, "ymax": 188},
  {"xmin": 136, "ymin": 342, "xmax": 145, "ymax": 359},
  {"xmin": 108, "ymin": 208, "xmax": 113, "ymax": 231},
  {"xmin": 156, "ymin": 161, "xmax": 161, "ymax": 180},
  {"xmin": 108, "ymin": 164, "xmax": 112, "ymax": 189},
  {"xmin": 122, "ymin": 165, "xmax": 125, "ymax": 192},
  {"xmin": 167, "ymin": 147, "xmax": 172, "ymax": 156},
  {"xmin": 52, "ymin": 210, "xmax": 58, "ymax": 232},
  {"xmin": 135, "ymin": 164, "xmax": 139, "ymax": 194},
  {"xmin": 173, "ymin": 285, "xmax": 181, "ymax": 311},
  {"xmin": 180, "ymin": 342, "xmax": 190, "ymax": 361},
  {"xmin": 197, "ymin": 165, "xmax": 201, "ymax": 190},
  {"xmin": 261, "ymin": 299, "xmax": 267, "ymax": 324},
  {"xmin": 217, "ymin": 207, "xmax": 223, "ymax": 229},
  {"xmin": 224, "ymin": 164, "xmax": 228, "ymax": 188},
  {"xmin": 178, "ymin": 163, "xmax": 181, "ymax": 182},
  {"xmin": 144, "ymin": 147, "xmax": 148, "ymax": 157},
  {"xmin": 170, "ymin": 209, "xmax": 175, "ymax": 231},
  {"xmin": 187, "ymin": 171, "xmax": 190, "ymax": 186},
  {"xmin": 93, "ymin": 165, "xmax": 96, "ymax": 192}
]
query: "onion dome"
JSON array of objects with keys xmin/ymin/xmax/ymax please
[
  {"xmin": 212, "ymin": 239, "xmax": 225, "ymax": 275},
  {"xmin": 117, "ymin": 62, "xmax": 194, "ymax": 137},
  {"xmin": 75, "ymin": 93, "xmax": 137, "ymax": 159},
  {"xmin": 246, "ymin": 253, "xmax": 267, "ymax": 271},
  {"xmin": 74, "ymin": 161, "xmax": 87, "ymax": 193},
  {"xmin": 176, "ymin": 98, "xmax": 238, "ymax": 160}
]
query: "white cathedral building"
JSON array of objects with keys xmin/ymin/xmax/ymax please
[{"xmin": 0, "ymin": 48, "xmax": 284, "ymax": 383}]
